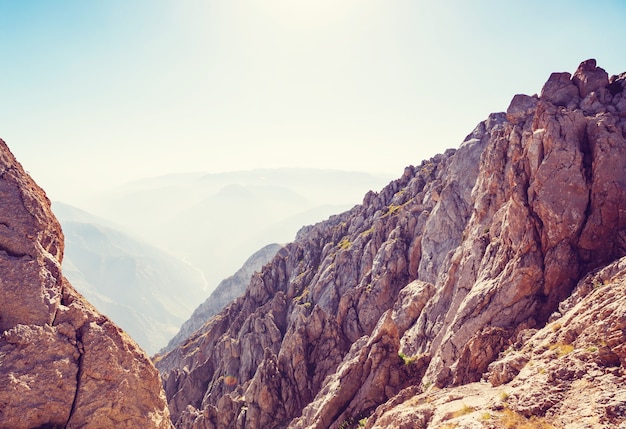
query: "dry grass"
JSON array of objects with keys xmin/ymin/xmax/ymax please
[
  {"xmin": 549, "ymin": 343, "xmax": 575, "ymax": 357},
  {"xmin": 498, "ymin": 409, "xmax": 558, "ymax": 429}
]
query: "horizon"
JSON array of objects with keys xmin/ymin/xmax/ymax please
[{"xmin": 2, "ymin": 1, "xmax": 626, "ymax": 207}]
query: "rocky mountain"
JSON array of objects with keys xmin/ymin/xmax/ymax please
[
  {"xmin": 160, "ymin": 243, "xmax": 284, "ymax": 355},
  {"xmin": 54, "ymin": 202, "xmax": 208, "ymax": 355},
  {"xmin": 0, "ymin": 139, "xmax": 172, "ymax": 428},
  {"xmin": 157, "ymin": 59, "xmax": 626, "ymax": 428}
]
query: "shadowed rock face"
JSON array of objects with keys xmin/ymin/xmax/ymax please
[
  {"xmin": 0, "ymin": 139, "xmax": 173, "ymax": 429},
  {"xmin": 158, "ymin": 59, "xmax": 626, "ymax": 428}
]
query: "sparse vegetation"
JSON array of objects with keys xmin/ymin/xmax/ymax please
[
  {"xmin": 497, "ymin": 408, "xmax": 557, "ymax": 429},
  {"xmin": 338, "ymin": 420, "xmax": 350, "ymax": 429},
  {"xmin": 551, "ymin": 322, "xmax": 562, "ymax": 332},
  {"xmin": 549, "ymin": 343, "xmax": 575, "ymax": 357},
  {"xmin": 449, "ymin": 404, "xmax": 475, "ymax": 418},
  {"xmin": 360, "ymin": 226, "xmax": 375, "ymax": 238},
  {"xmin": 358, "ymin": 417, "xmax": 367, "ymax": 427},
  {"xmin": 500, "ymin": 391, "xmax": 510, "ymax": 402},
  {"xmin": 338, "ymin": 237, "xmax": 352, "ymax": 250},
  {"xmin": 398, "ymin": 352, "xmax": 419, "ymax": 366},
  {"xmin": 382, "ymin": 200, "xmax": 411, "ymax": 218}
]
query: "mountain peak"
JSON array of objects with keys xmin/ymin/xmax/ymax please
[{"xmin": 158, "ymin": 60, "xmax": 626, "ymax": 428}]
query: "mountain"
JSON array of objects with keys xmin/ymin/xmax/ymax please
[
  {"xmin": 156, "ymin": 59, "xmax": 626, "ymax": 428},
  {"xmin": 54, "ymin": 202, "xmax": 208, "ymax": 355},
  {"xmin": 86, "ymin": 169, "xmax": 392, "ymax": 294},
  {"xmin": 0, "ymin": 139, "xmax": 172, "ymax": 428},
  {"xmin": 160, "ymin": 243, "xmax": 284, "ymax": 355}
]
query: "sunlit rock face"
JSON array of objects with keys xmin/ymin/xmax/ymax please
[
  {"xmin": 158, "ymin": 59, "xmax": 626, "ymax": 428},
  {"xmin": 0, "ymin": 139, "xmax": 173, "ymax": 429}
]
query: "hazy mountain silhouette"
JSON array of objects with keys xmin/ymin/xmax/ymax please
[
  {"xmin": 54, "ymin": 202, "xmax": 208, "ymax": 355},
  {"xmin": 86, "ymin": 169, "xmax": 392, "ymax": 295}
]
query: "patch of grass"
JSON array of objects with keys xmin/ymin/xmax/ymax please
[
  {"xmin": 498, "ymin": 408, "xmax": 557, "ymax": 429},
  {"xmin": 358, "ymin": 418, "xmax": 367, "ymax": 427},
  {"xmin": 450, "ymin": 404, "xmax": 475, "ymax": 418},
  {"xmin": 360, "ymin": 226, "xmax": 375, "ymax": 238},
  {"xmin": 337, "ymin": 237, "xmax": 352, "ymax": 250},
  {"xmin": 549, "ymin": 343, "xmax": 575, "ymax": 357},
  {"xmin": 551, "ymin": 322, "xmax": 562, "ymax": 332},
  {"xmin": 382, "ymin": 200, "xmax": 411, "ymax": 218},
  {"xmin": 585, "ymin": 346, "xmax": 598, "ymax": 353},
  {"xmin": 398, "ymin": 352, "xmax": 419, "ymax": 366},
  {"xmin": 480, "ymin": 412, "xmax": 492, "ymax": 421},
  {"xmin": 500, "ymin": 391, "xmax": 510, "ymax": 402}
]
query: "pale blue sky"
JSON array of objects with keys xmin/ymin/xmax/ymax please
[{"xmin": 1, "ymin": 0, "xmax": 625, "ymax": 204}]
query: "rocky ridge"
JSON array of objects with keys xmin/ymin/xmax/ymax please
[
  {"xmin": 157, "ymin": 59, "xmax": 626, "ymax": 428},
  {"xmin": 0, "ymin": 139, "xmax": 173, "ymax": 428}
]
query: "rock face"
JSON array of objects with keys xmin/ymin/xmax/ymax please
[
  {"xmin": 0, "ymin": 139, "xmax": 173, "ymax": 428},
  {"xmin": 157, "ymin": 59, "xmax": 626, "ymax": 428},
  {"xmin": 160, "ymin": 243, "xmax": 283, "ymax": 355}
]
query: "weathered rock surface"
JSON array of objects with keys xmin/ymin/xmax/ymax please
[
  {"xmin": 159, "ymin": 243, "xmax": 283, "ymax": 355},
  {"xmin": 158, "ymin": 59, "xmax": 626, "ymax": 428},
  {"xmin": 0, "ymin": 139, "xmax": 173, "ymax": 428}
]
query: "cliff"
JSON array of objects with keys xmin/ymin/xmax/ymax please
[
  {"xmin": 0, "ymin": 140, "xmax": 173, "ymax": 428},
  {"xmin": 157, "ymin": 59, "xmax": 626, "ymax": 428}
]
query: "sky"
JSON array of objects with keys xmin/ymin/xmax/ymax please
[{"xmin": 1, "ymin": 0, "xmax": 625, "ymax": 205}]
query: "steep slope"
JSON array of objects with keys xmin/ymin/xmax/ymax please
[
  {"xmin": 0, "ymin": 140, "xmax": 172, "ymax": 427},
  {"xmin": 157, "ymin": 59, "xmax": 626, "ymax": 428},
  {"xmin": 161, "ymin": 243, "xmax": 283, "ymax": 354},
  {"xmin": 54, "ymin": 202, "xmax": 208, "ymax": 355},
  {"xmin": 366, "ymin": 256, "xmax": 626, "ymax": 428}
]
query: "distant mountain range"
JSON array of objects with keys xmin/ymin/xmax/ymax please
[
  {"xmin": 81, "ymin": 168, "xmax": 392, "ymax": 306},
  {"xmin": 54, "ymin": 202, "xmax": 208, "ymax": 355},
  {"xmin": 54, "ymin": 169, "xmax": 392, "ymax": 353}
]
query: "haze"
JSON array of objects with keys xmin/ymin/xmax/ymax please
[{"xmin": 1, "ymin": 0, "xmax": 625, "ymax": 206}]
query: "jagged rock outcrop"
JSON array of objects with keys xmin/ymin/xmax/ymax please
[
  {"xmin": 158, "ymin": 60, "xmax": 626, "ymax": 428},
  {"xmin": 0, "ymin": 139, "xmax": 173, "ymax": 428},
  {"xmin": 160, "ymin": 243, "xmax": 283, "ymax": 355},
  {"xmin": 366, "ymin": 256, "xmax": 626, "ymax": 428}
]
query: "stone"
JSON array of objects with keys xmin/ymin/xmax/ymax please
[
  {"xmin": 540, "ymin": 71, "xmax": 579, "ymax": 106},
  {"xmin": 506, "ymin": 94, "xmax": 539, "ymax": 124},
  {"xmin": 158, "ymin": 61, "xmax": 626, "ymax": 428},
  {"xmin": 0, "ymin": 139, "xmax": 173, "ymax": 429},
  {"xmin": 573, "ymin": 58, "xmax": 609, "ymax": 98}
]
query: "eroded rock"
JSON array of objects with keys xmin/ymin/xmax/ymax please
[
  {"xmin": 159, "ymin": 60, "xmax": 626, "ymax": 429},
  {"xmin": 0, "ymin": 139, "xmax": 173, "ymax": 429}
]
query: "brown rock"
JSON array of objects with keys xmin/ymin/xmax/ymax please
[
  {"xmin": 0, "ymin": 139, "xmax": 173, "ymax": 429},
  {"xmin": 506, "ymin": 94, "xmax": 539, "ymax": 124},
  {"xmin": 540, "ymin": 71, "xmax": 579, "ymax": 106},
  {"xmin": 573, "ymin": 58, "xmax": 609, "ymax": 98},
  {"xmin": 158, "ymin": 61, "xmax": 626, "ymax": 429}
]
